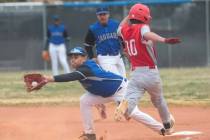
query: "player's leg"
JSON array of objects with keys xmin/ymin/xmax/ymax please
[
  {"xmin": 125, "ymin": 77, "xmax": 164, "ymax": 134},
  {"xmin": 80, "ymin": 93, "xmax": 112, "ymax": 136},
  {"xmin": 96, "ymin": 55, "xmax": 120, "ymax": 120},
  {"xmin": 97, "ymin": 55, "xmax": 120, "ymax": 74},
  {"xmin": 115, "ymin": 72, "xmax": 164, "ymax": 134},
  {"xmin": 146, "ymin": 70, "xmax": 174, "ymax": 134},
  {"xmin": 95, "ymin": 104, "xmax": 107, "ymax": 119},
  {"xmin": 49, "ymin": 43, "xmax": 59, "ymax": 76},
  {"xmin": 130, "ymin": 106, "xmax": 165, "ymax": 134},
  {"xmin": 57, "ymin": 44, "xmax": 70, "ymax": 73},
  {"xmin": 147, "ymin": 81, "xmax": 171, "ymax": 123}
]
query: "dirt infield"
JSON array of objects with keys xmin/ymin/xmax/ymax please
[{"xmin": 0, "ymin": 105, "xmax": 209, "ymax": 140}]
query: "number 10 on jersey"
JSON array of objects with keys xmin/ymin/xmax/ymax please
[{"xmin": 125, "ymin": 39, "xmax": 138, "ymax": 56}]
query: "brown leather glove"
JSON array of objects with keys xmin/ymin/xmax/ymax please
[{"xmin": 24, "ymin": 74, "xmax": 47, "ymax": 92}]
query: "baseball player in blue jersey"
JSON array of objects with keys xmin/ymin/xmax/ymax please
[
  {"xmin": 84, "ymin": 7, "xmax": 126, "ymax": 78},
  {"xmin": 40, "ymin": 47, "xmax": 166, "ymax": 140},
  {"xmin": 42, "ymin": 15, "xmax": 70, "ymax": 76}
]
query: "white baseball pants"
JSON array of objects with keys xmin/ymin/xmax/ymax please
[
  {"xmin": 80, "ymin": 79, "xmax": 127, "ymax": 134},
  {"xmin": 97, "ymin": 54, "xmax": 126, "ymax": 77},
  {"xmin": 49, "ymin": 43, "xmax": 70, "ymax": 76},
  {"xmin": 80, "ymin": 79, "xmax": 163, "ymax": 134}
]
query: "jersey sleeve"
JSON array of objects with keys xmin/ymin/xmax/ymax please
[
  {"xmin": 76, "ymin": 65, "xmax": 94, "ymax": 78},
  {"xmin": 83, "ymin": 29, "xmax": 95, "ymax": 59},
  {"xmin": 140, "ymin": 25, "xmax": 151, "ymax": 38},
  {"xmin": 84, "ymin": 28, "xmax": 95, "ymax": 47},
  {"xmin": 53, "ymin": 65, "xmax": 94, "ymax": 82}
]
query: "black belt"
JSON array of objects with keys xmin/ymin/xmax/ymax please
[{"xmin": 98, "ymin": 52, "xmax": 119, "ymax": 56}]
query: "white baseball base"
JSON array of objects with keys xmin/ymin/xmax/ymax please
[{"xmin": 167, "ymin": 131, "xmax": 203, "ymax": 136}]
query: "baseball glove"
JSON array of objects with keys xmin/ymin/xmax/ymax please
[
  {"xmin": 24, "ymin": 73, "xmax": 47, "ymax": 92},
  {"xmin": 42, "ymin": 51, "xmax": 50, "ymax": 61}
]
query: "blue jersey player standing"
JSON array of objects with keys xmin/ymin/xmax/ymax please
[
  {"xmin": 40, "ymin": 47, "xmax": 166, "ymax": 140},
  {"xmin": 84, "ymin": 7, "xmax": 126, "ymax": 78},
  {"xmin": 43, "ymin": 15, "xmax": 70, "ymax": 76}
]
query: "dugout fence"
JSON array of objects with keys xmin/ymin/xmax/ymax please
[{"xmin": 0, "ymin": 0, "xmax": 209, "ymax": 70}]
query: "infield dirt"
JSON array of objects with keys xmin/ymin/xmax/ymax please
[{"xmin": 0, "ymin": 105, "xmax": 209, "ymax": 140}]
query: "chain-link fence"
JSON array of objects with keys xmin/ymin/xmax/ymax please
[{"xmin": 0, "ymin": 0, "xmax": 209, "ymax": 70}]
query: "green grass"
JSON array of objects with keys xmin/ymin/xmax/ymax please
[
  {"xmin": 161, "ymin": 68, "xmax": 210, "ymax": 99},
  {"xmin": 0, "ymin": 67, "xmax": 210, "ymax": 106},
  {"xmin": 0, "ymin": 71, "xmax": 84, "ymax": 105}
]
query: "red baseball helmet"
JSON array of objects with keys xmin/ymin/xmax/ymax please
[{"xmin": 128, "ymin": 3, "xmax": 152, "ymax": 24}]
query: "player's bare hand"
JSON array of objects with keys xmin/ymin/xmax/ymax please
[{"xmin": 43, "ymin": 75, "xmax": 54, "ymax": 83}]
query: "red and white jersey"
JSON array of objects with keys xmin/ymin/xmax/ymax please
[{"xmin": 120, "ymin": 23, "xmax": 157, "ymax": 70}]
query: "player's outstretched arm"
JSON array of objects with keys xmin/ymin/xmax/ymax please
[
  {"xmin": 23, "ymin": 71, "xmax": 87, "ymax": 92},
  {"xmin": 143, "ymin": 32, "xmax": 181, "ymax": 44},
  {"xmin": 43, "ymin": 75, "xmax": 55, "ymax": 83}
]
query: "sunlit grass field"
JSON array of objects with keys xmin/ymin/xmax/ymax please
[{"xmin": 0, "ymin": 67, "xmax": 209, "ymax": 106}]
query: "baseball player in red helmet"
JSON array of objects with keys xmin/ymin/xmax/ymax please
[{"xmin": 116, "ymin": 3, "xmax": 181, "ymax": 135}]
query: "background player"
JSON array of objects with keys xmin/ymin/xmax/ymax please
[
  {"xmin": 38, "ymin": 47, "xmax": 165, "ymax": 140},
  {"xmin": 116, "ymin": 3, "xmax": 181, "ymax": 135},
  {"xmin": 42, "ymin": 15, "xmax": 70, "ymax": 76},
  {"xmin": 83, "ymin": 6, "xmax": 126, "ymax": 78},
  {"xmin": 83, "ymin": 7, "xmax": 127, "ymax": 119}
]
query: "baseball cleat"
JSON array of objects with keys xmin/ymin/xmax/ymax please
[
  {"xmin": 124, "ymin": 113, "xmax": 131, "ymax": 121},
  {"xmin": 79, "ymin": 133, "xmax": 96, "ymax": 140},
  {"xmin": 163, "ymin": 114, "xmax": 175, "ymax": 135},
  {"xmin": 159, "ymin": 128, "xmax": 166, "ymax": 136},
  {"xmin": 114, "ymin": 99, "xmax": 128, "ymax": 121}
]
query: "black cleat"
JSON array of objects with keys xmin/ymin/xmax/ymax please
[
  {"xmin": 160, "ymin": 128, "xmax": 166, "ymax": 136},
  {"xmin": 163, "ymin": 114, "xmax": 175, "ymax": 135},
  {"xmin": 79, "ymin": 133, "xmax": 96, "ymax": 140}
]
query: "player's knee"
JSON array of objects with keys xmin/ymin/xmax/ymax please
[{"xmin": 151, "ymin": 96, "xmax": 163, "ymax": 108}]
